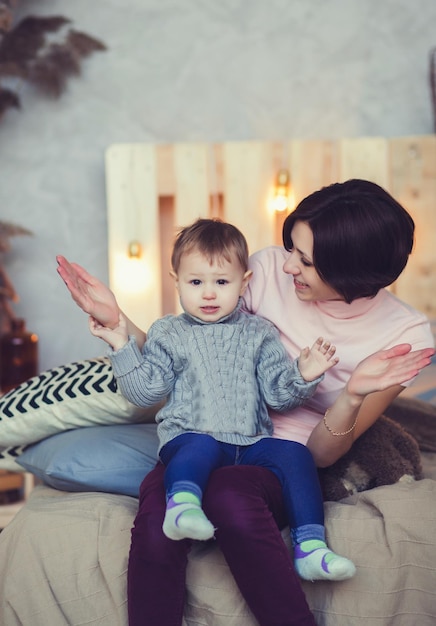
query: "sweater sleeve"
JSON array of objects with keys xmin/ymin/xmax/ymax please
[
  {"xmin": 109, "ymin": 322, "xmax": 175, "ymax": 407},
  {"xmin": 255, "ymin": 324, "xmax": 322, "ymax": 412}
]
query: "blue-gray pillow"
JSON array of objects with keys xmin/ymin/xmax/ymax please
[{"xmin": 17, "ymin": 423, "xmax": 159, "ymax": 497}]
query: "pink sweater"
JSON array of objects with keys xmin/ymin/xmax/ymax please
[{"xmin": 243, "ymin": 247, "xmax": 434, "ymax": 445}]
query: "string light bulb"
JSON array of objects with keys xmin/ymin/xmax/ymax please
[
  {"xmin": 128, "ymin": 240, "xmax": 143, "ymax": 258},
  {"xmin": 269, "ymin": 168, "xmax": 294, "ymax": 213}
]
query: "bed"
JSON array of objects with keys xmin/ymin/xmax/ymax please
[
  {"xmin": 0, "ymin": 138, "xmax": 436, "ymax": 626},
  {"xmin": 0, "ymin": 365, "xmax": 435, "ymax": 626}
]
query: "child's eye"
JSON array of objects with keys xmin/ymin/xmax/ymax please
[
  {"xmin": 217, "ymin": 279, "xmax": 228, "ymax": 286},
  {"xmin": 190, "ymin": 279, "xmax": 201, "ymax": 286}
]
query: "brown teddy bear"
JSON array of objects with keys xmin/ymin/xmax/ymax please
[{"xmin": 318, "ymin": 415, "xmax": 423, "ymax": 502}]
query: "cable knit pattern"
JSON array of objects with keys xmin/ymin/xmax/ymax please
[{"xmin": 109, "ymin": 307, "xmax": 322, "ymax": 451}]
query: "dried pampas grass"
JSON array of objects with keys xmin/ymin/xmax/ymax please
[
  {"xmin": 0, "ymin": 9, "xmax": 106, "ymax": 118},
  {"xmin": 0, "ymin": 85, "xmax": 19, "ymax": 115},
  {"xmin": 0, "ymin": 15, "xmax": 71, "ymax": 64},
  {"xmin": 67, "ymin": 29, "xmax": 107, "ymax": 57},
  {"xmin": 30, "ymin": 43, "xmax": 81, "ymax": 97},
  {"xmin": 0, "ymin": 221, "xmax": 33, "ymax": 253}
]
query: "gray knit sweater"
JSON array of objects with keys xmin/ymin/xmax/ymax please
[{"xmin": 109, "ymin": 305, "xmax": 322, "ymax": 451}]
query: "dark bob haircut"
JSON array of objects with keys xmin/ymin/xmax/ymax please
[{"xmin": 282, "ymin": 179, "xmax": 415, "ymax": 303}]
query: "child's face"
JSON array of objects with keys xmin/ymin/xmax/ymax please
[{"xmin": 171, "ymin": 250, "xmax": 252, "ymax": 322}]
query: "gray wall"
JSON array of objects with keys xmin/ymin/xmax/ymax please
[{"xmin": 1, "ymin": 0, "xmax": 435, "ymax": 371}]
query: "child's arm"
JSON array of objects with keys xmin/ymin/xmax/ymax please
[
  {"xmin": 89, "ymin": 313, "xmax": 129, "ymax": 352},
  {"xmin": 108, "ymin": 318, "xmax": 176, "ymax": 408},
  {"xmin": 298, "ymin": 337, "xmax": 339, "ymax": 382},
  {"xmin": 256, "ymin": 329, "xmax": 334, "ymax": 411}
]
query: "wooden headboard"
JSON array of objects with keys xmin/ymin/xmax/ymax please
[{"xmin": 105, "ymin": 137, "xmax": 436, "ymax": 331}]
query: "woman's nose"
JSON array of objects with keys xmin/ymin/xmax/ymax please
[{"xmin": 283, "ymin": 253, "xmax": 299, "ymax": 275}]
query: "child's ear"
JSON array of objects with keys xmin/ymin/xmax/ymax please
[
  {"xmin": 240, "ymin": 270, "xmax": 253, "ymax": 295},
  {"xmin": 169, "ymin": 270, "xmax": 179, "ymax": 290}
]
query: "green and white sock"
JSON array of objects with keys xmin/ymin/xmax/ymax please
[
  {"xmin": 294, "ymin": 539, "xmax": 356, "ymax": 581},
  {"xmin": 162, "ymin": 491, "xmax": 215, "ymax": 541}
]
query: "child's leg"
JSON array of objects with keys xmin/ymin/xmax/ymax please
[
  {"xmin": 159, "ymin": 433, "xmax": 228, "ymax": 541},
  {"xmin": 240, "ymin": 438, "xmax": 356, "ymax": 581}
]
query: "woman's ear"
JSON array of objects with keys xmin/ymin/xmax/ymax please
[{"xmin": 240, "ymin": 270, "xmax": 253, "ymax": 295}]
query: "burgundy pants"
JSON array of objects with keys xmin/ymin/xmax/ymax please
[{"xmin": 127, "ymin": 462, "xmax": 316, "ymax": 626}]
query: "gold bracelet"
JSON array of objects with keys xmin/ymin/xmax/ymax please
[{"xmin": 322, "ymin": 409, "xmax": 357, "ymax": 437}]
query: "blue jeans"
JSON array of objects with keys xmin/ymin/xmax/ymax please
[{"xmin": 159, "ymin": 432, "xmax": 324, "ymax": 531}]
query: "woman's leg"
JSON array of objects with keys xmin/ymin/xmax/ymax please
[
  {"xmin": 203, "ymin": 465, "xmax": 317, "ymax": 626},
  {"xmin": 128, "ymin": 462, "xmax": 191, "ymax": 626}
]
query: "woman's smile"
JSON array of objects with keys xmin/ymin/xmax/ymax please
[
  {"xmin": 294, "ymin": 278, "xmax": 308, "ymax": 289},
  {"xmin": 284, "ymin": 221, "xmax": 342, "ymax": 302}
]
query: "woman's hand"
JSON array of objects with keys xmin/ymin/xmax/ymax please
[
  {"xmin": 56, "ymin": 255, "xmax": 120, "ymax": 329},
  {"xmin": 347, "ymin": 344, "xmax": 435, "ymax": 398},
  {"xmin": 308, "ymin": 343, "xmax": 434, "ymax": 468}
]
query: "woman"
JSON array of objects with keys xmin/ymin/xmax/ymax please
[{"xmin": 58, "ymin": 179, "xmax": 434, "ymax": 626}]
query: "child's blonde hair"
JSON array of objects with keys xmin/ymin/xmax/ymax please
[{"xmin": 171, "ymin": 218, "xmax": 249, "ymax": 273}]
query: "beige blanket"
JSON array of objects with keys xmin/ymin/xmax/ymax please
[{"xmin": 1, "ymin": 477, "xmax": 436, "ymax": 626}]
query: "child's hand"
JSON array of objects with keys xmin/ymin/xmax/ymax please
[
  {"xmin": 298, "ymin": 337, "xmax": 339, "ymax": 382},
  {"xmin": 89, "ymin": 313, "xmax": 129, "ymax": 352}
]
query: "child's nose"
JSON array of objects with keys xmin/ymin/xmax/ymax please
[{"xmin": 202, "ymin": 287, "xmax": 216, "ymax": 299}]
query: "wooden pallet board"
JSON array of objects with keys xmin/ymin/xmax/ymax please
[{"xmin": 106, "ymin": 136, "xmax": 436, "ymax": 331}]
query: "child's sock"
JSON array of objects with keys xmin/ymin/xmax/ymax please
[
  {"xmin": 294, "ymin": 539, "xmax": 356, "ymax": 581},
  {"xmin": 162, "ymin": 491, "xmax": 215, "ymax": 541}
]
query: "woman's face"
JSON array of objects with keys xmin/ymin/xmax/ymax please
[{"xmin": 282, "ymin": 220, "xmax": 343, "ymax": 302}]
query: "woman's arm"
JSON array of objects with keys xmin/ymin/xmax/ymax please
[
  {"xmin": 307, "ymin": 343, "xmax": 435, "ymax": 467},
  {"xmin": 56, "ymin": 255, "xmax": 147, "ymax": 348}
]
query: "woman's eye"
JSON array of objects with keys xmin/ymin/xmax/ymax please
[{"xmin": 289, "ymin": 247, "xmax": 312, "ymax": 267}]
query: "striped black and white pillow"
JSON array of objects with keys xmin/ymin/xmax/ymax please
[{"xmin": 0, "ymin": 357, "xmax": 157, "ymax": 471}]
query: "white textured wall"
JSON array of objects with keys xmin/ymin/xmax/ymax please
[{"xmin": 0, "ymin": 0, "xmax": 435, "ymax": 371}]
